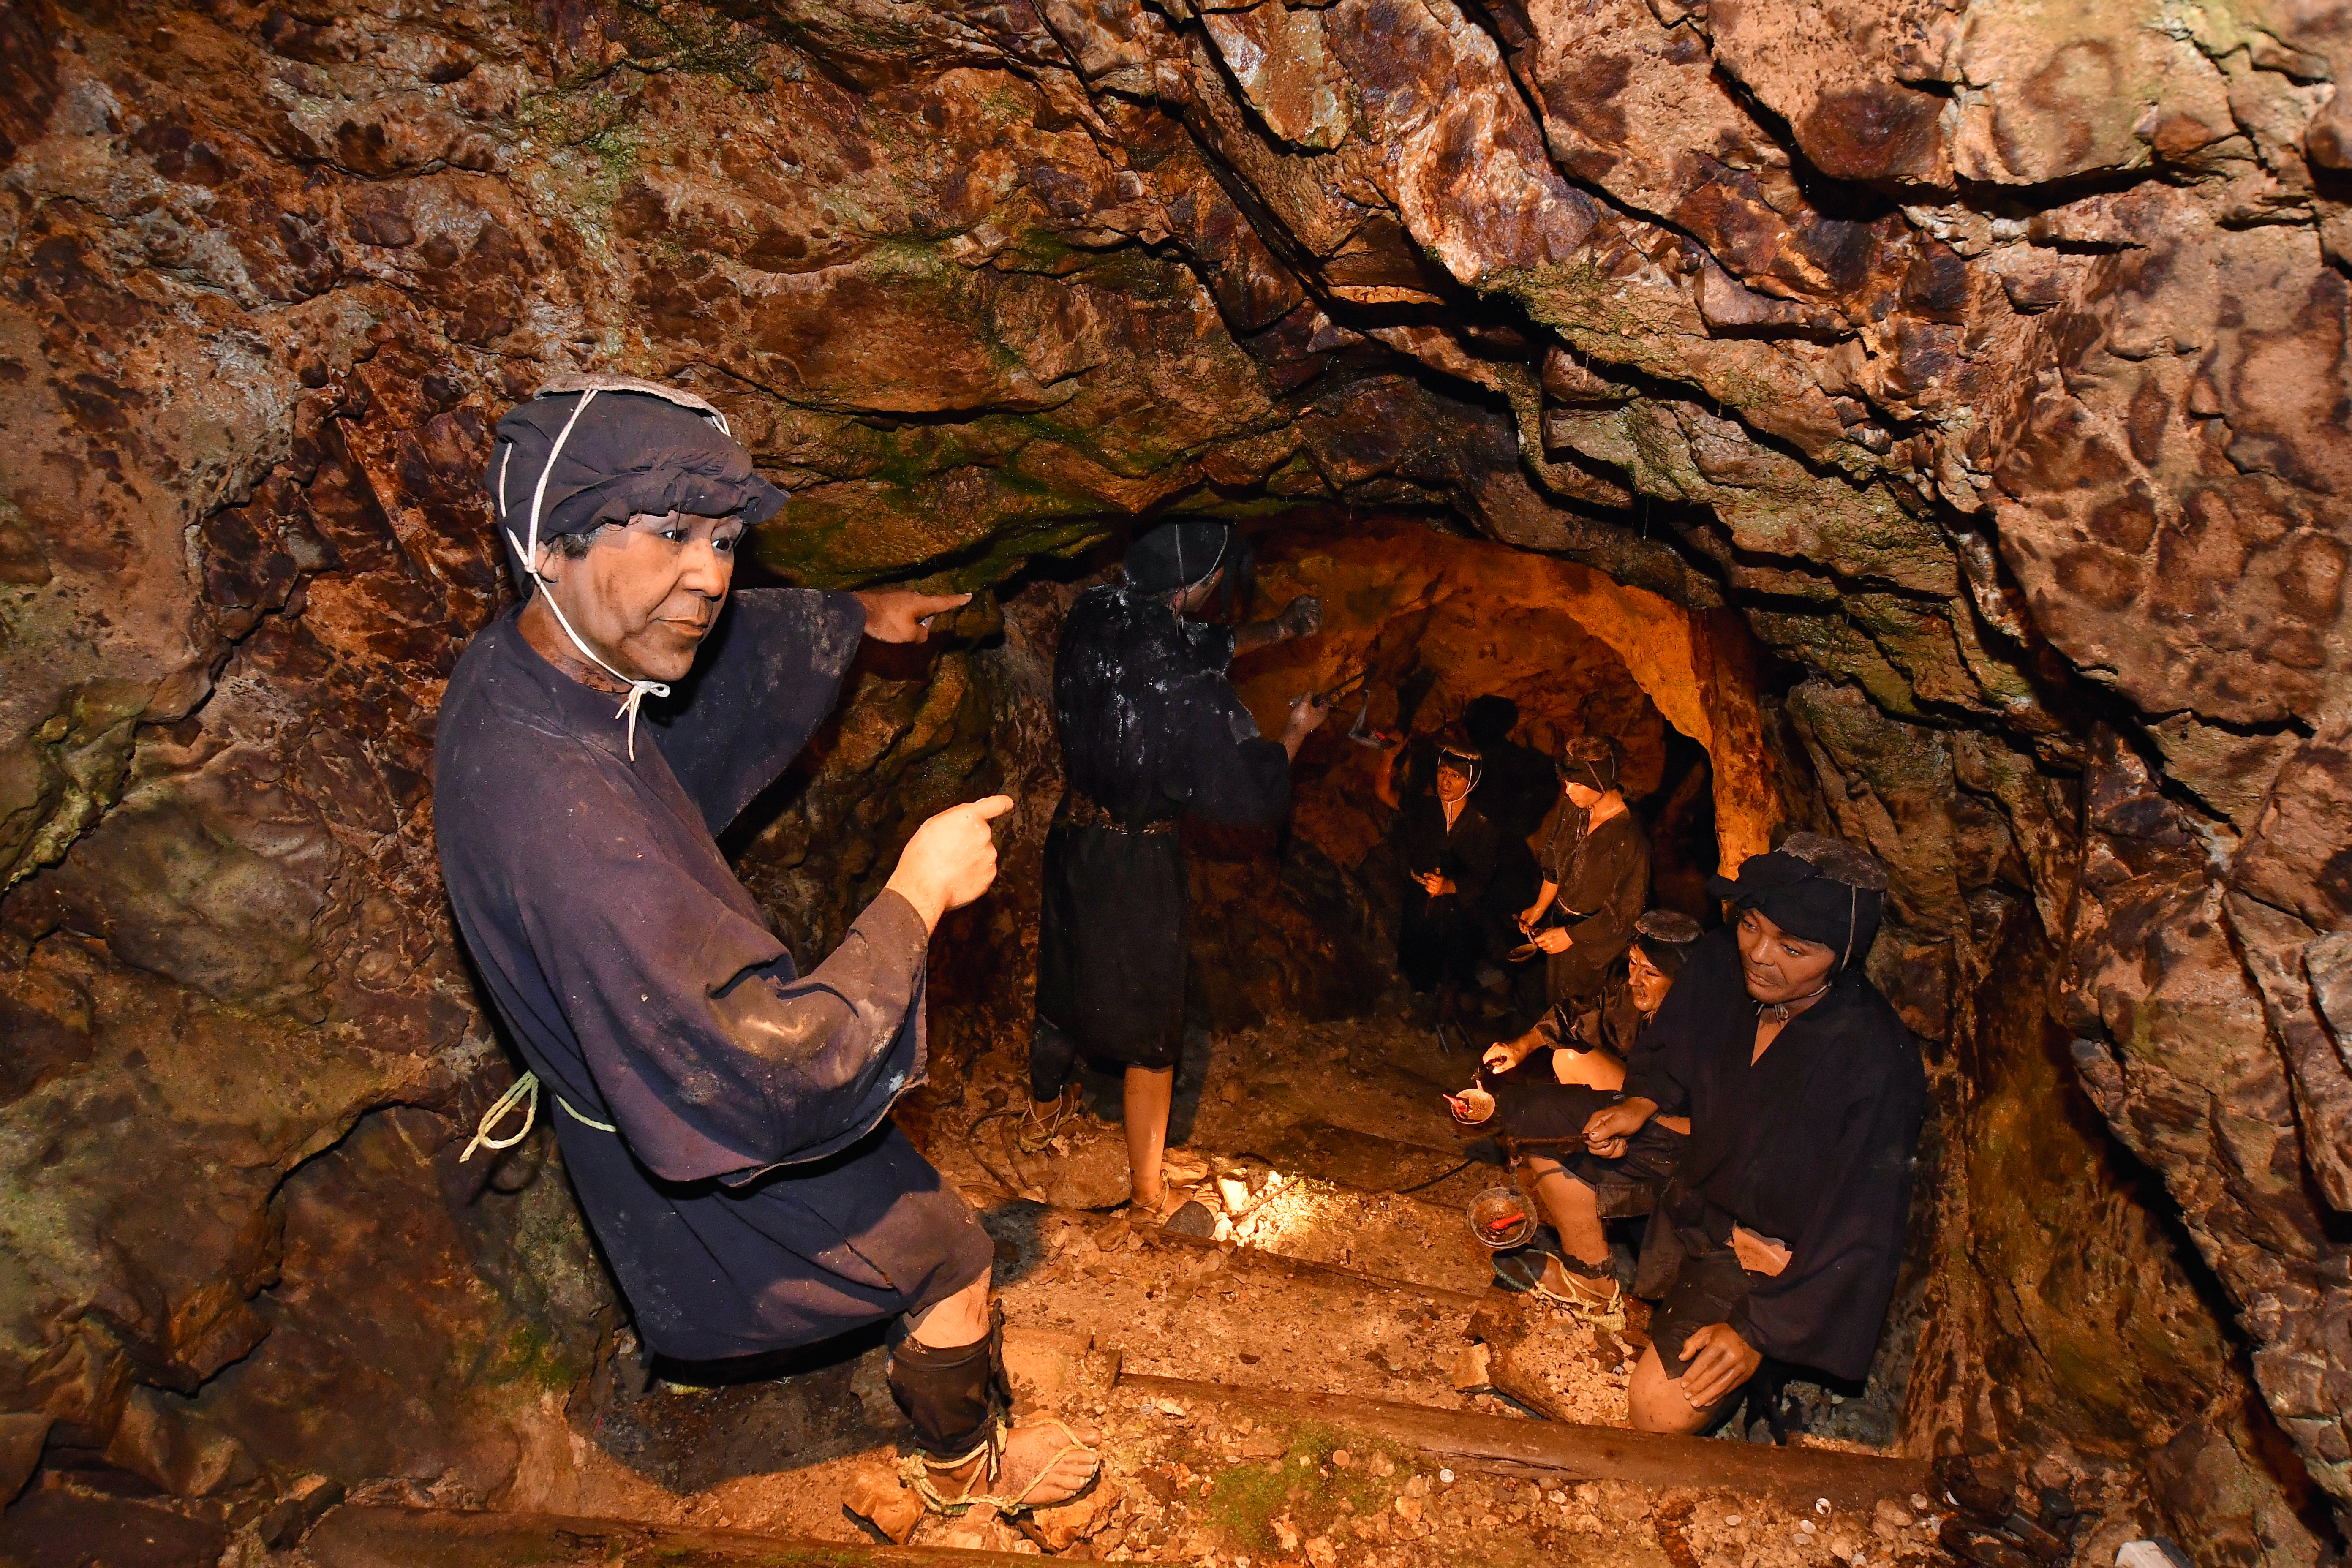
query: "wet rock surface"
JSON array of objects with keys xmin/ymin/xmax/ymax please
[{"xmin": 2, "ymin": 0, "xmax": 2349, "ymax": 1557}]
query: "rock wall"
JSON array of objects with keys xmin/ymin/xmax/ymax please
[{"xmin": 1, "ymin": 0, "xmax": 2348, "ymax": 1553}]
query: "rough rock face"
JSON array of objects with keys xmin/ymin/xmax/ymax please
[{"xmin": 1, "ymin": 0, "xmax": 2348, "ymax": 1554}]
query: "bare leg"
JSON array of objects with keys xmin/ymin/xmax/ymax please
[
  {"xmin": 1519, "ymin": 1155, "xmax": 1618, "ymax": 1305},
  {"xmin": 1549, "ymin": 1049, "xmax": 1626, "ymax": 1091},
  {"xmin": 904, "ymin": 1274, "xmax": 990, "ymax": 1349},
  {"xmin": 1520, "ymin": 1155, "xmax": 1609, "ymax": 1266},
  {"xmin": 1124, "ymin": 1064, "xmax": 1177, "ymax": 1212},
  {"xmin": 1629, "ymin": 1341, "xmax": 1737, "ymax": 1435}
]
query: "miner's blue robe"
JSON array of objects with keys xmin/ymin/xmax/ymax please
[{"xmin": 434, "ymin": 590, "xmax": 989, "ymax": 1361}]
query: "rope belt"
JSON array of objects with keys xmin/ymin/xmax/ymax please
[
  {"xmin": 458, "ymin": 1071, "xmax": 618, "ymax": 1162},
  {"xmin": 1056, "ymin": 793, "xmax": 1178, "ymax": 835}
]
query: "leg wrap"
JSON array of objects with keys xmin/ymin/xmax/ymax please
[
  {"xmin": 888, "ymin": 1306, "xmax": 1012, "ymax": 1460},
  {"xmin": 1553, "ymin": 1248, "xmax": 1613, "ymax": 1280},
  {"xmin": 1030, "ymin": 1017, "xmax": 1081, "ymax": 1105}
]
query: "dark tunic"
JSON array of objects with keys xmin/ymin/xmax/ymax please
[
  {"xmin": 1035, "ymin": 583, "xmax": 1291, "ymax": 1067},
  {"xmin": 1394, "ymin": 794, "xmax": 1510, "ymax": 991},
  {"xmin": 1180, "ymin": 618, "xmax": 1238, "ymax": 670},
  {"xmin": 1534, "ymin": 801, "xmax": 1650, "ymax": 1005},
  {"xmin": 1536, "ymin": 969, "xmax": 1642, "ymax": 1054},
  {"xmin": 435, "ymin": 591, "xmax": 990, "ymax": 1363},
  {"xmin": 1623, "ymin": 926, "xmax": 1927, "ymax": 1382}
]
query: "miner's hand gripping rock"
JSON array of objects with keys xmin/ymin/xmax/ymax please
[{"xmin": 432, "ymin": 376, "xmax": 1097, "ymax": 1521}]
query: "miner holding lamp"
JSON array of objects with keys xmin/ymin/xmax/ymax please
[
  {"xmin": 435, "ymin": 377, "xmax": 1097, "ymax": 1522},
  {"xmin": 1464, "ymin": 909, "xmax": 1703, "ymax": 1307}
]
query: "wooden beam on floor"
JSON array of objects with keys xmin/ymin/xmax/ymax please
[
  {"xmin": 1116, "ymin": 1373, "xmax": 1928, "ymax": 1511},
  {"xmin": 301, "ymin": 1504, "xmax": 1176, "ymax": 1568},
  {"xmin": 303, "ymin": 1504, "xmax": 1173, "ymax": 1567},
  {"xmin": 967, "ymin": 1184, "xmax": 1489, "ymax": 1309}
]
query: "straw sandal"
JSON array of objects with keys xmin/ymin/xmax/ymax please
[
  {"xmin": 1015, "ymin": 1092, "xmax": 1075, "ymax": 1155},
  {"xmin": 1123, "ymin": 1185, "xmax": 1191, "ymax": 1224},
  {"xmin": 1513, "ymin": 1250, "xmax": 1625, "ymax": 1326},
  {"xmin": 901, "ymin": 1418, "xmax": 1100, "ymax": 1517}
]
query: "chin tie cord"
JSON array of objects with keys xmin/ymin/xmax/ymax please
[
  {"xmin": 1160, "ymin": 525, "xmax": 1229, "ymax": 618},
  {"xmin": 1756, "ymin": 980, "xmax": 1832, "ymax": 1026},
  {"xmin": 459, "ymin": 1071, "xmax": 620, "ymax": 1162},
  {"xmin": 496, "ymin": 385, "xmax": 670, "ymax": 762}
]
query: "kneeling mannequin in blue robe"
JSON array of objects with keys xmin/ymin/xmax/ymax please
[{"xmin": 434, "ymin": 376, "xmax": 1097, "ymax": 1515}]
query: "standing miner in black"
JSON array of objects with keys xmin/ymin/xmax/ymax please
[
  {"xmin": 435, "ymin": 377, "xmax": 1097, "ymax": 1523},
  {"xmin": 1503, "ymin": 734, "xmax": 1650, "ymax": 1048},
  {"xmin": 1030, "ymin": 521, "xmax": 1327, "ymax": 1217},
  {"xmin": 1392, "ymin": 729, "xmax": 1514, "ymax": 1051}
]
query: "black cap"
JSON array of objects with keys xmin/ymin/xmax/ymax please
[
  {"xmin": 1634, "ymin": 909, "xmax": 1703, "ymax": 946},
  {"xmin": 1124, "ymin": 523, "xmax": 1232, "ymax": 593},
  {"xmin": 1555, "ymin": 735, "xmax": 1619, "ymax": 793},
  {"xmin": 1630, "ymin": 909, "xmax": 1703, "ymax": 980},
  {"xmin": 1707, "ymin": 831, "xmax": 1888, "ymax": 972},
  {"xmin": 487, "ymin": 376, "xmax": 786, "ymax": 592}
]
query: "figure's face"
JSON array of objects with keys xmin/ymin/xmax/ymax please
[
  {"xmin": 1736, "ymin": 905, "xmax": 1837, "ymax": 1004},
  {"xmin": 1627, "ymin": 943, "xmax": 1672, "ymax": 1015},
  {"xmin": 538, "ymin": 510, "xmax": 741, "ymax": 682},
  {"xmin": 1436, "ymin": 761, "xmax": 1473, "ymax": 802},
  {"xmin": 1564, "ymin": 780, "xmax": 1602, "ymax": 809},
  {"xmin": 1173, "ymin": 567, "xmax": 1225, "ymax": 616}
]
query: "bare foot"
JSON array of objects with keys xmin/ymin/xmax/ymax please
[
  {"xmin": 1001, "ymin": 1416, "xmax": 1100, "ymax": 1508},
  {"xmin": 931, "ymin": 1417, "xmax": 1100, "ymax": 1511}
]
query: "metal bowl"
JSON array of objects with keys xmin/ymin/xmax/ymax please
[
  {"xmin": 1447, "ymin": 1086, "xmax": 1495, "ymax": 1125},
  {"xmin": 1468, "ymin": 1185, "xmax": 1534, "ymax": 1250}
]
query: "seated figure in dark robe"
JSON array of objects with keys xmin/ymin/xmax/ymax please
[
  {"xmin": 1456, "ymin": 909, "xmax": 1702, "ymax": 1300},
  {"xmin": 434, "ymin": 378, "xmax": 1097, "ymax": 1521},
  {"xmin": 1391, "ymin": 730, "xmax": 1515, "ymax": 1050},
  {"xmin": 1030, "ymin": 521, "xmax": 1327, "ymax": 1219},
  {"xmin": 1583, "ymin": 833, "xmax": 1927, "ymax": 1434}
]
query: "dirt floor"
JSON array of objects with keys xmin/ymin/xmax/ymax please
[
  {"xmin": 13, "ymin": 1008, "xmax": 2133, "ymax": 1567},
  {"xmin": 456, "ymin": 1010, "xmax": 2012, "ymax": 1566}
]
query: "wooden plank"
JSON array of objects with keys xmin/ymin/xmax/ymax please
[
  {"xmin": 1116, "ymin": 1373, "xmax": 1928, "ymax": 1511},
  {"xmin": 305, "ymin": 1505, "xmax": 1173, "ymax": 1567},
  {"xmin": 968, "ymin": 1185, "xmax": 1489, "ymax": 1310}
]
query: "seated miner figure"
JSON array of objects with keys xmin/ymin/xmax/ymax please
[
  {"xmin": 1464, "ymin": 909, "xmax": 1703, "ymax": 1304},
  {"xmin": 1029, "ymin": 521, "xmax": 1328, "ymax": 1222},
  {"xmin": 433, "ymin": 377, "xmax": 1098, "ymax": 1522},
  {"xmin": 1393, "ymin": 729, "xmax": 1514, "ymax": 1051},
  {"xmin": 1585, "ymin": 833, "xmax": 1927, "ymax": 1435},
  {"xmin": 1497, "ymin": 734, "xmax": 1650, "ymax": 1051},
  {"xmin": 1565, "ymin": 907, "xmax": 1704, "ymax": 1063}
]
